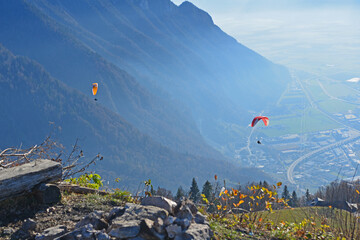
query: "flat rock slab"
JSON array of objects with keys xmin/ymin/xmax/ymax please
[
  {"xmin": 107, "ymin": 220, "xmax": 141, "ymax": 239},
  {"xmin": 183, "ymin": 223, "xmax": 212, "ymax": 240},
  {"xmin": 35, "ymin": 225, "xmax": 67, "ymax": 240},
  {"xmin": 0, "ymin": 159, "xmax": 62, "ymax": 201},
  {"xmin": 141, "ymin": 196, "xmax": 177, "ymax": 214},
  {"xmin": 119, "ymin": 203, "xmax": 169, "ymax": 222}
]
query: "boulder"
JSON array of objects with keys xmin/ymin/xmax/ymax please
[
  {"xmin": 176, "ymin": 205, "xmax": 193, "ymax": 221},
  {"xmin": 22, "ymin": 218, "xmax": 37, "ymax": 231},
  {"xmin": 139, "ymin": 219, "xmax": 165, "ymax": 240},
  {"xmin": 75, "ymin": 211, "xmax": 108, "ymax": 230},
  {"xmin": 184, "ymin": 200, "xmax": 197, "ymax": 215},
  {"xmin": 56, "ymin": 224, "xmax": 98, "ymax": 240},
  {"xmin": 174, "ymin": 218, "xmax": 190, "ymax": 230},
  {"xmin": 107, "ymin": 220, "xmax": 141, "ymax": 239},
  {"xmin": 119, "ymin": 204, "xmax": 168, "ymax": 222},
  {"xmin": 182, "ymin": 223, "xmax": 212, "ymax": 240},
  {"xmin": 35, "ymin": 225, "xmax": 67, "ymax": 240},
  {"xmin": 95, "ymin": 231, "xmax": 110, "ymax": 240},
  {"xmin": 106, "ymin": 206, "xmax": 125, "ymax": 222},
  {"xmin": 165, "ymin": 224, "xmax": 182, "ymax": 239},
  {"xmin": 164, "ymin": 216, "xmax": 175, "ymax": 226},
  {"xmin": 141, "ymin": 196, "xmax": 177, "ymax": 215},
  {"xmin": 153, "ymin": 217, "xmax": 165, "ymax": 234},
  {"xmin": 194, "ymin": 213, "xmax": 206, "ymax": 224}
]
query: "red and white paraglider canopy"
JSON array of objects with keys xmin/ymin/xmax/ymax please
[{"xmin": 251, "ymin": 116, "xmax": 269, "ymax": 127}]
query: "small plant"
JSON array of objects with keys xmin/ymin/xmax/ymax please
[
  {"xmin": 65, "ymin": 173, "xmax": 103, "ymax": 190},
  {"xmin": 112, "ymin": 189, "xmax": 134, "ymax": 203},
  {"xmin": 144, "ymin": 179, "xmax": 153, "ymax": 197}
]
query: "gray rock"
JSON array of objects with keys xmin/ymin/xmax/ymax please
[
  {"xmin": 116, "ymin": 204, "xmax": 168, "ymax": 222},
  {"xmin": 194, "ymin": 212, "xmax": 206, "ymax": 224},
  {"xmin": 176, "ymin": 205, "xmax": 193, "ymax": 221},
  {"xmin": 35, "ymin": 225, "xmax": 67, "ymax": 240},
  {"xmin": 153, "ymin": 217, "xmax": 165, "ymax": 234},
  {"xmin": 139, "ymin": 219, "xmax": 165, "ymax": 240},
  {"xmin": 106, "ymin": 207, "xmax": 125, "ymax": 222},
  {"xmin": 127, "ymin": 236, "xmax": 147, "ymax": 240},
  {"xmin": 56, "ymin": 224, "xmax": 97, "ymax": 240},
  {"xmin": 107, "ymin": 220, "xmax": 141, "ymax": 239},
  {"xmin": 2, "ymin": 227, "xmax": 14, "ymax": 235},
  {"xmin": 95, "ymin": 231, "xmax": 110, "ymax": 240},
  {"xmin": 183, "ymin": 223, "xmax": 212, "ymax": 240},
  {"xmin": 22, "ymin": 218, "xmax": 37, "ymax": 231},
  {"xmin": 141, "ymin": 196, "xmax": 177, "ymax": 215},
  {"xmin": 164, "ymin": 216, "xmax": 175, "ymax": 226},
  {"xmin": 76, "ymin": 211, "xmax": 108, "ymax": 230},
  {"xmin": 184, "ymin": 200, "xmax": 197, "ymax": 215},
  {"xmin": 175, "ymin": 218, "xmax": 190, "ymax": 230},
  {"xmin": 165, "ymin": 224, "xmax": 182, "ymax": 239}
]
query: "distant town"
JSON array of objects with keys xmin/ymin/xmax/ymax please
[{"xmin": 233, "ymin": 72, "xmax": 360, "ymax": 194}]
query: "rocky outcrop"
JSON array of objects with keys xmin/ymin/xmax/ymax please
[{"xmin": 33, "ymin": 196, "xmax": 212, "ymax": 240}]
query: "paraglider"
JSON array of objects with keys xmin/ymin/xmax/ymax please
[
  {"xmin": 92, "ymin": 83, "xmax": 98, "ymax": 101},
  {"xmin": 250, "ymin": 116, "xmax": 269, "ymax": 145},
  {"xmin": 251, "ymin": 116, "xmax": 269, "ymax": 127}
]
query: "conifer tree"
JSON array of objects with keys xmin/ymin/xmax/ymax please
[
  {"xmin": 306, "ymin": 189, "xmax": 311, "ymax": 203},
  {"xmin": 202, "ymin": 180, "xmax": 213, "ymax": 202},
  {"xmin": 282, "ymin": 185, "xmax": 290, "ymax": 200},
  {"xmin": 291, "ymin": 190, "xmax": 298, "ymax": 207},
  {"xmin": 175, "ymin": 186, "xmax": 185, "ymax": 201},
  {"xmin": 263, "ymin": 180, "xmax": 269, "ymax": 189},
  {"xmin": 189, "ymin": 178, "xmax": 200, "ymax": 203}
]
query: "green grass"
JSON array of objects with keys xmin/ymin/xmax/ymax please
[
  {"xmin": 318, "ymin": 99, "xmax": 358, "ymax": 113},
  {"xmin": 306, "ymin": 83, "xmax": 329, "ymax": 102},
  {"xmin": 210, "ymin": 219, "xmax": 258, "ymax": 240},
  {"xmin": 323, "ymin": 83, "xmax": 359, "ymax": 98},
  {"xmin": 259, "ymin": 108, "xmax": 340, "ymax": 137},
  {"xmin": 256, "ymin": 206, "xmax": 356, "ymax": 230}
]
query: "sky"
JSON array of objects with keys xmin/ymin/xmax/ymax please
[{"xmin": 172, "ymin": 0, "xmax": 360, "ymax": 76}]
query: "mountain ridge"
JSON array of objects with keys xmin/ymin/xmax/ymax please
[{"xmin": 0, "ymin": 44, "xmax": 271, "ymax": 190}]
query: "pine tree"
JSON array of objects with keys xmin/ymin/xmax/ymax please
[
  {"xmin": 282, "ymin": 185, "xmax": 290, "ymax": 200},
  {"xmin": 305, "ymin": 189, "xmax": 311, "ymax": 203},
  {"xmin": 189, "ymin": 178, "xmax": 200, "ymax": 203},
  {"xmin": 291, "ymin": 190, "xmax": 298, "ymax": 207},
  {"xmin": 202, "ymin": 180, "xmax": 213, "ymax": 202},
  {"xmin": 175, "ymin": 186, "xmax": 185, "ymax": 201},
  {"xmin": 263, "ymin": 180, "xmax": 269, "ymax": 189}
]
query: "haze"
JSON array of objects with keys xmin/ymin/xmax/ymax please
[{"xmin": 172, "ymin": 0, "xmax": 360, "ymax": 75}]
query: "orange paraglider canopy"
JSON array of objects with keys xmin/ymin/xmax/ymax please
[
  {"xmin": 251, "ymin": 116, "xmax": 269, "ymax": 127},
  {"xmin": 92, "ymin": 83, "xmax": 98, "ymax": 96}
]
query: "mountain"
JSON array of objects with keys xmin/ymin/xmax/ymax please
[
  {"xmin": 18, "ymin": 0, "xmax": 291, "ymax": 148},
  {"xmin": 0, "ymin": 44, "xmax": 271, "ymax": 190},
  {"xmin": 0, "ymin": 0, "xmax": 290, "ymax": 188},
  {"xmin": 0, "ymin": 0, "xmax": 222, "ymax": 159}
]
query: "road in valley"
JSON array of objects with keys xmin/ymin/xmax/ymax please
[{"xmin": 287, "ymin": 72, "xmax": 360, "ymax": 185}]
